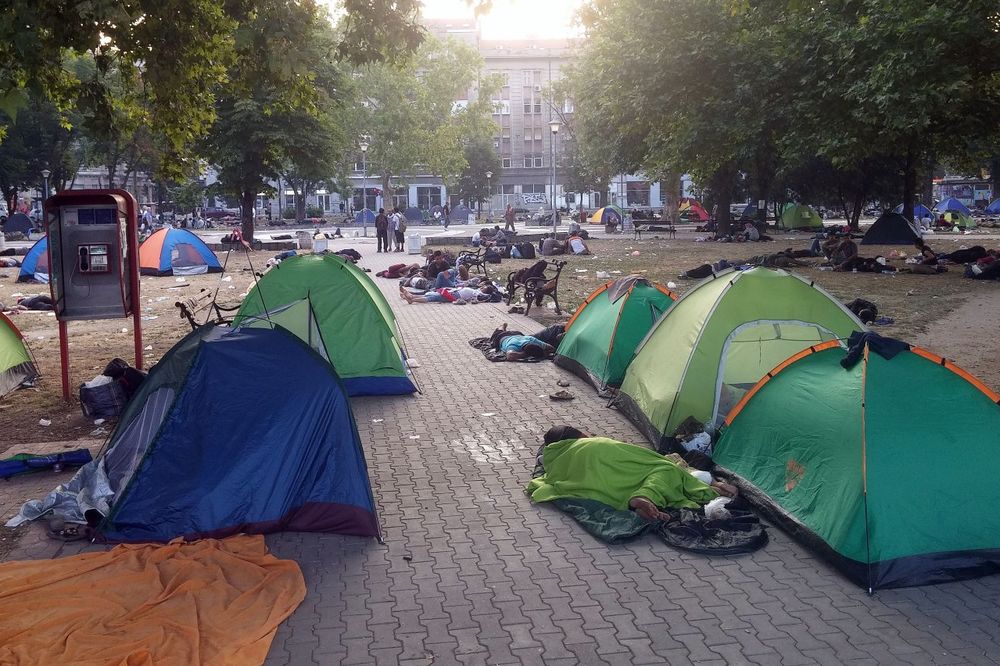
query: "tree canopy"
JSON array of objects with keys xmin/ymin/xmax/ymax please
[{"xmin": 569, "ymin": 0, "xmax": 1000, "ymax": 229}]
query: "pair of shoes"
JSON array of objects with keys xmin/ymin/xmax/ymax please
[{"xmin": 508, "ymin": 306, "xmax": 525, "ymax": 314}]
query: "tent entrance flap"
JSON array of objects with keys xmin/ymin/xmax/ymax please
[
  {"xmin": 236, "ymin": 299, "xmax": 330, "ymax": 363},
  {"xmin": 713, "ymin": 320, "xmax": 840, "ymax": 427}
]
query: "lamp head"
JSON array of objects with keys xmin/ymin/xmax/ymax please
[
  {"xmin": 549, "ymin": 120, "xmax": 561, "ymax": 134},
  {"xmin": 41, "ymin": 169, "xmax": 51, "ymax": 178}
]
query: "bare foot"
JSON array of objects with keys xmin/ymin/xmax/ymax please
[{"xmin": 399, "ymin": 287, "xmax": 415, "ymax": 304}]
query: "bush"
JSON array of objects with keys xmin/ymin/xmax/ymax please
[
  {"xmin": 306, "ymin": 205, "xmax": 325, "ymax": 218},
  {"xmin": 281, "ymin": 208, "xmax": 296, "ymax": 219}
]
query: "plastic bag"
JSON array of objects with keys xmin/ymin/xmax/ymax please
[
  {"xmin": 704, "ymin": 497, "xmax": 733, "ymax": 520},
  {"xmin": 681, "ymin": 432, "xmax": 712, "ymax": 455}
]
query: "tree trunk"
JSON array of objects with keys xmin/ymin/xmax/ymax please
[
  {"xmin": 849, "ymin": 188, "xmax": 865, "ymax": 230},
  {"xmin": 240, "ymin": 189, "xmax": 256, "ymax": 243},
  {"xmin": 382, "ymin": 173, "xmax": 394, "ymax": 213},
  {"xmin": 709, "ymin": 166, "xmax": 736, "ymax": 235},
  {"xmin": 663, "ymin": 172, "xmax": 680, "ymax": 224},
  {"xmin": 901, "ymin": 144, "xmax": 918, "ymax": 221}
]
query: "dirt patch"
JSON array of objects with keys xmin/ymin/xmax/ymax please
[
  {"xmin": 1, "ymin": 251, "xmax": 263, "ymax": 444},
  {"xmin": 434, "ymin": 229, "xmax": 1000, "ymax": 387}
]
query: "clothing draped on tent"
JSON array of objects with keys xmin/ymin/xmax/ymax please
[{"xmin": 0, "ymin": 536, "xmax": 305, "ymax": 665}]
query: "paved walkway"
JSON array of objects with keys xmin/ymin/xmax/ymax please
[{"xmin": 9, "ymin": 238, "xmax": 1000, "ymax": 664}]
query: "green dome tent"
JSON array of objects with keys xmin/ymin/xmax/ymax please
[
  {"xmin": 554, "ymin": 276, "xmax": 678, "ymax": 390},
  {"xmin": 778, "ymin": 204, "xmax": 824, "ymax": 231},
  {"xmin": 616, "ymin": 268, "xmax": 864, "ymax": 447},
  {"xmin": 714, "ymin": 339, "xmax": 1000, "ymax": 590},
  {"xmin": 0, "ymin": 313, "xmax": 39, "ymax": 398},
  {"xmin": 234, "ymin": 254, "xmax": 416, "ymax": 396}
]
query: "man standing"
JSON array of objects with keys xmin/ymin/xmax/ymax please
[
  {"xmin": 375, "ymin": 208, "xmax": 389, "ymax": 253},
  {"xmin": 392, "ymin": 207, "xmax": 406, "ymax": 251},
  {"xmin": 503, "ymin": 204, "xmax": 516, "ymax": 233},
  {"xmin": 387, "ymin": 207, "xmax": 398, "ymax": 251}
]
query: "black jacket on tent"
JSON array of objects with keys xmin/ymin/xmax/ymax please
[{"xmin": 861, "ymin": 213, "xmax": 921, "ymax": 245}]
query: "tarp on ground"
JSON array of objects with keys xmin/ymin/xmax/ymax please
[
  {"xmin": 16, "ymin": 236, "xmax": 49, "ymax": 283},
  {"xmin": 861, "ymin": 212, "xmax": 922, "ymax": 245},
  {"xmin": 138, "ymin": 227, "xmax": 222, "ymax": 276},
  {"xmin": 778, "ymin": 204, "xmax": 824, "ymax": 230},
  {"xmin": 0, "ymin": 312, "xmax": 39, "ymax": 398},
  {"xmin": 617, "ymin": 267, "xmax": 864, "ymax": 447},
  {"xmin": 0, "ymin": 536, "xmax": 305, "ymax": 665},
  {"xmin": 235, "ymin": 253, "xmax": 415, "ymax": 395},
  {"xmin": 714, "ymin": 339, "xmax": 1000, "ymax": 589},
  {"xmin": 555, "ymin": 276, "xmax": 677, "ymax": 389}
]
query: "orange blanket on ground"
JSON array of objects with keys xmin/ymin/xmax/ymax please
[{"xmin": 0, "ymin": 535, "xmax": 306, "ymax": 665}]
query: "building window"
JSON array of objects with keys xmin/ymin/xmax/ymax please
[
  {"xmin": 317, "ymin": 193, "xmax": 331, "ymax": 211},
  {"xmin": 534, "ymin": 156, "xmax": 544, "ymax": 168},
  {"xmin": 523, "ymin": 156, "xmax": 534, "ymax": 168},
  {"xmin": 563, "ymin": 99, "xmax": 574, "ymax": 114},
  {"xmin": 627, "ymin": 181, "xmax": 651, "ymax": 206},
  {"xmin": 416, "ymin": 186, "xmax": 442, "ymax": 209},
  {"xmin": 521, "ymin": 183, "xmax": 547, "ymax": 205},
  {"xmin": 354, "ymin": 188, "xmax": 377, "ymax": 211},
  {"xmin": 501, "ymin": 158, "xmax": 512, "ymax": 168},
  {"xmin": 285, "ymin": 192, "xmax": 295, "ymax": 207},
  {"xmin": 493, "ymin": 100, "xmax": 511, "ymax": 115}
]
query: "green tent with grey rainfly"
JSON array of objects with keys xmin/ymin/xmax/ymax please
[
  {"xmin": 616, "ymin": 267, "xmax": 864, "ymax": 448},
  {"xmin": 0, "ymin": 312, "xmax": 39, "ymax": 398},
  {"xmin": 554, "ymin": 276, "xmax": 677, "ymax": 390},
  {"xmin": 714, "ymin": 337, "xmax": 1000, "ymax": 590},
  {"xmin": 234, "ymin": 254, "xmax": 416, "ymax": 396},
  {"xmin": 778, "ymin": 203, "xmax": 824, "ymax": 230}
]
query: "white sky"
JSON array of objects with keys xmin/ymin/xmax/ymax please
[{"xmin": 421, "ymin": 0, "xmax": 584, "ymax": 40}]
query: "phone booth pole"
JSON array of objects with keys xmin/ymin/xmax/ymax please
[{"xmin": 46, "ymin": 189, "xmax": 143, "ymax": 402}]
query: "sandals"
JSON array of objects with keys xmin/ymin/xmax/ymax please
[{"xmin": 47, "ymin": 525, "xmax": 88, "ymax": 542}]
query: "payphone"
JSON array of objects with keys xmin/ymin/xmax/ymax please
[{"xmin": 44, "ymin": 189, "xmax": 142, "ymax": 399}]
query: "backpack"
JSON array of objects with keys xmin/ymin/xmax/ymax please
[
  {"xmin": 484, "ymin": 248, "xmax": 502, "ymax": 264},
  {"xmin": 517, "ymin": 242, "xmax": 536, "ymax": 259},
  {"xmin": 398, "ymin": 217, "xmax": 407, "ymax": 233}
]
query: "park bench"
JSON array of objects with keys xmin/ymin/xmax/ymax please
[
  {"xmin": 457, "ymin": 246, "xmax": 495, "ymax": 277},
  {"xmin": 175, "ymin": 289, "xmax": 241, "ymax": 330},
  {"xmin": 505, "ymin": 259, "xmax": 567, "ymax": 315},
  {"xmin": 634, "ymin": 223, "xmax": 676, "ymax": 240}
]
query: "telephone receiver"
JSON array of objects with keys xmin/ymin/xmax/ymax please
[{"xmin": 78, "ymin": 245, "xmax": 91, "ymax": 272}]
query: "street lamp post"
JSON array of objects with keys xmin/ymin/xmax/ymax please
[
  {"xmin": 485, "ymin": 170, "xmax": 493, "ymax": 221},
  {"xmin": 41, "ymin": 169, "xmax": 51, "ymax": 202},
  {"xmin": 549, "ymin": 120, "xmax": 560, "ymax": 236},
  {"xmin": 359, "ymin": 139, "xmax": 369, "ymax": 237}
]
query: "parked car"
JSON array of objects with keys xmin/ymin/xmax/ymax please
[{"xmin": 202, "ymin": 207, "xmax": 240, "ymax": 219}]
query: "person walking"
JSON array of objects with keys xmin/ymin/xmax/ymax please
[
  {"xmin": 503, "ymin": 204, "xmax": 516, "ymax": 233},
  {"xmin": 443, "ymin": 203, "xmax": 451, "ymax": 230},
  {"xmin": 375, "ymin": 208, "xmax": 389, "ymax": 252}
]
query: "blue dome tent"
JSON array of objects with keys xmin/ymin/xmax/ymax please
[
  {"xmin": 17, "ymin": 237, "xmax": 49, "ymax": 283},
  {"xmin": 934, "ymin": 197, "xmax": 971, "ymax": 216},
  {"xmin": 138, "ymin": 228, "xmax": 222, "ymax": 276},
  {"xmin": 893, "ymin": 203, "xmax": 934, "ymax": 220},
  {"xmin": 986, "ymin": 199, "xmax": 1000, "ymax": 214},
  {"xmin": 90, "ymin": 325, "xmax": 380, "ymax": 542},
  {"xmin": 354, "ymin": 209, "xmax": 376, "ymax": 225}
]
